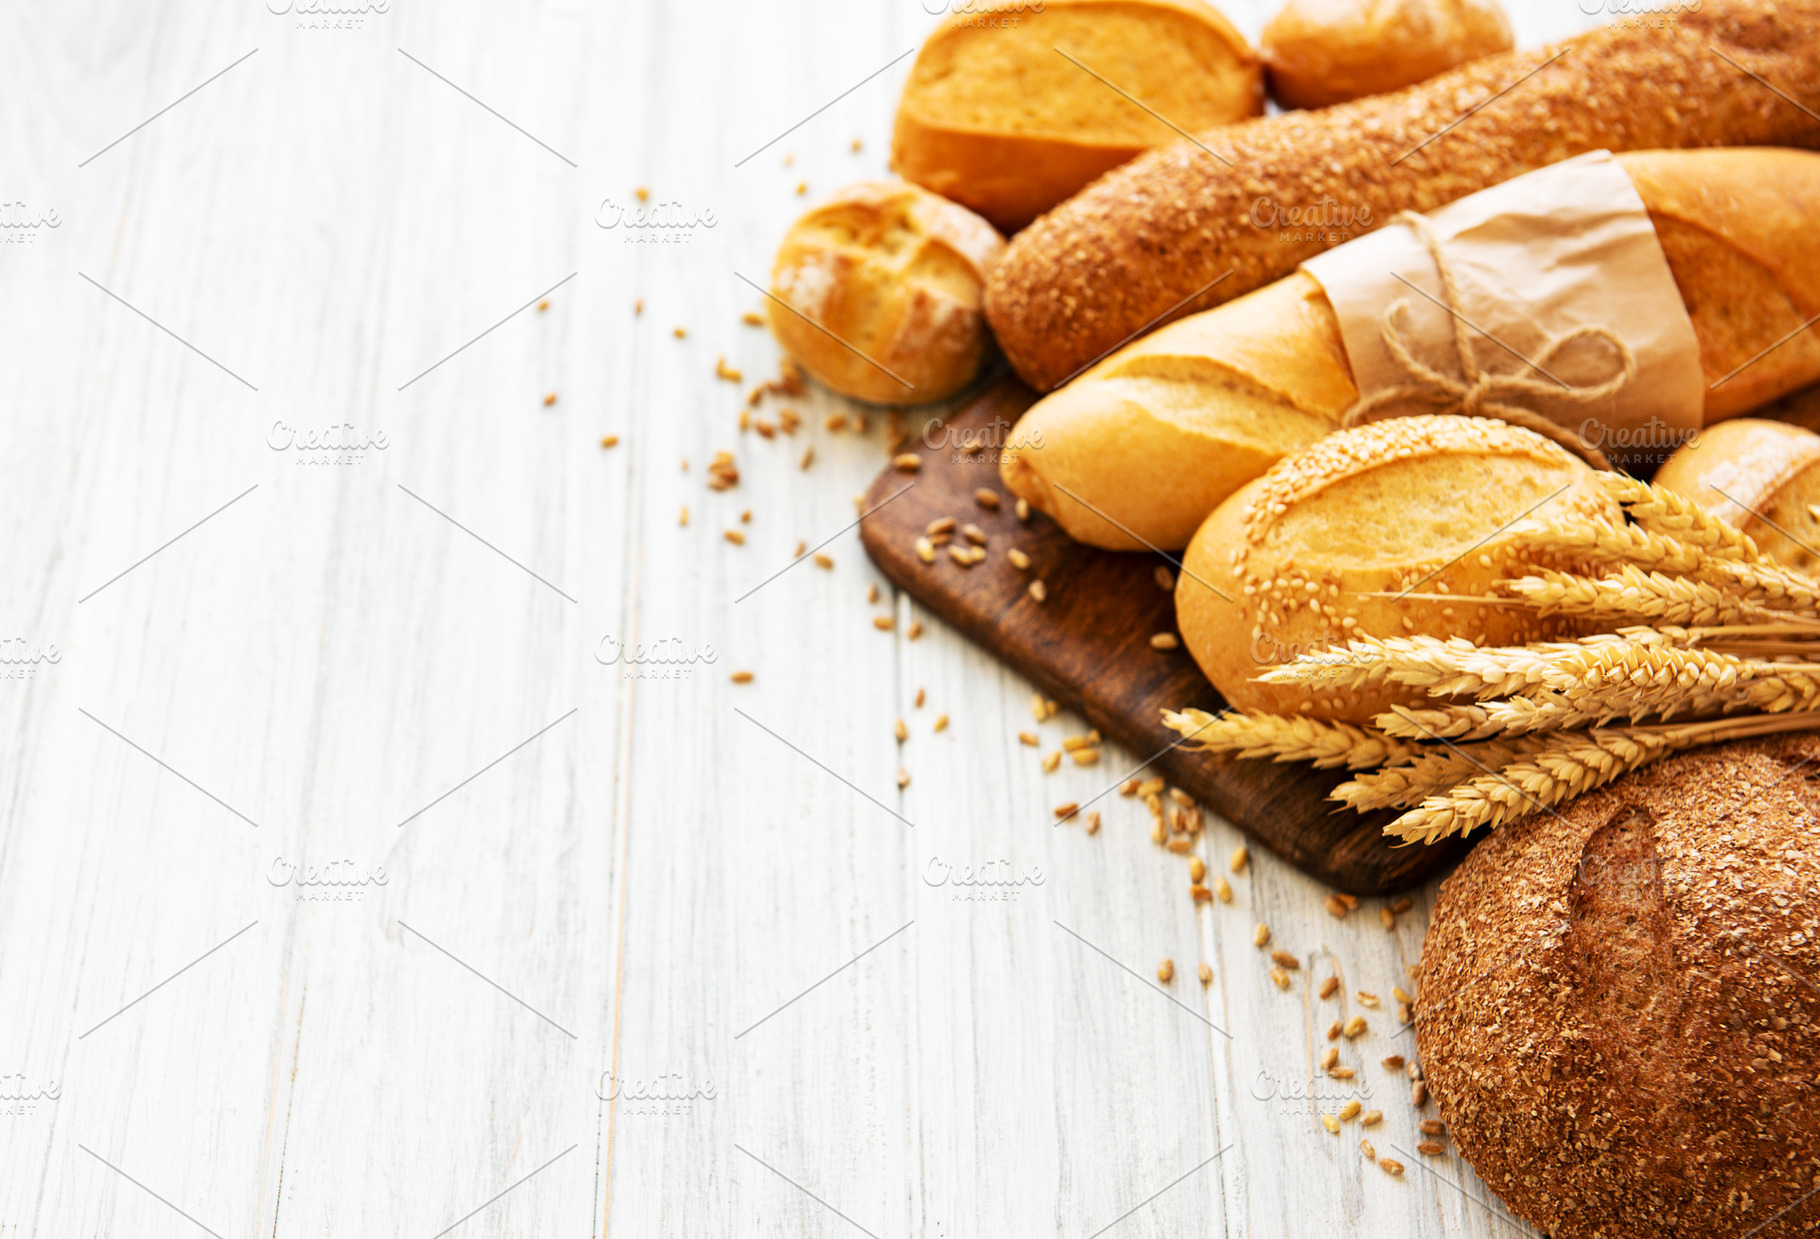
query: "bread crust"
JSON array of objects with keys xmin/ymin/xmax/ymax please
[
  {"xmin": 767, "ymin": 180, "xmax": 1005, "ymax": 406},
  {"xmin": 891, "ymin": 0, "xmax": 1262, "ymax": 233},
  {"xmin": 986, "ymin": 2, "xmax": 1820, "ymax": 392},
  {"xmin": 1262, "ymin": 0, "xmax": 1513, "ymax": 111},
  {"xmin": 1417, "ymin": 735, "xmax": 1820, "ymax": 1239},
  {"xmin": 1175, "ymin": 416, "xmax": 1618, "ymax": 724},
  {"xmin": 1655, "ymin": 417, "xmax": 1820, "ymax": 571}
]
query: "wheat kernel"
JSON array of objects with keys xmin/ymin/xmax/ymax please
[
  {"xmin": 1054, "ymin": 802, "xmax": 1079, "ymax": 820},
  {"xmin": 1321, "ymin": 1114, "xmax": 1339, "ymax": 1135},
  {"xmin": 1327, "ymin": 1021, "xmax": 1342, "ymax": 1041},
  {"xmin": 1339, "ymin": 1100, "xmax": 1361, "ymax": 1122},
  {"xmin": 1008, "ymin": 548, "xmax": 1031, "ymax": 571},
  {"xmin": 933, "ymin": 714, "xmax": 948, "ymax": 732},
  {"xmin": 1381, "ymin": 1055, "xmax": 1406, "ymax": 1071},
  {"xmin": 1417, "ymin": 1141, "xmax": 1445, "ymax": 1157},
  {"xmin": 1028, "ymin": 580, "xmax": 1047, "ymax": 602},
  {"xmin": 1157, "ymin": 959, "xmax": 1174, "ymax": 984},
  {"xmin": 1270, "ymin": 951, "xmax": 1299, "ymax": 970},
  {"xmin": 1253, "ymin": 924, "xmax": 1270, "ymax": 947},
  {"xmin": 1360, "ymin": 1139, "xmax": 1376, "ymax": 1160},
  {"xmin": 1420, "ymin": 1120, "xmax": 1446, "ymax": 1136},
  {"xmin": 1270, "ymin": 967, "xmax": 1290, "ymax": 990},
  {"xmin": 1361, "ymin": 1110, "xmax": 1383, "ymax": 1127},
  {"xmin": 1197, "ymin": 962, "xmax": 1212, "ymax": 984},
  {"xmin": 1086, "ymin": 811, "xmax": 1100, "ymax": 835},
  {"xmin": 894, "ymin": 719, "xmax": 907, "ymax": 743},
  {"xmin": 873, "ymin": 615, "xmax": 894, "ymax": 631},
  {"xmin": 974, "ymin": 488, "xmax": 1001, "ymax": 510},
  {"xmin": 730, "ymin": 671, "xmax": 754, "ymax": 684},
  {"xmin": 1357, "ymin": 992, "xmax": 1380, "ymax": 1008},
  {"xmin": 1378, "ymin": 1158, "xmax": 1404, "ymax": 1176},
  {"xmin": 1320, "ymin": 1047, "xmax": 1339, "ymax": 1071},
  {"xmin": 1343, "ymin": 1016, "xmax": 1367, "ymax": 1039},
  {"xmin": 893, "ymin": 454, "xmax": 921, "ymax": 472},
  {"xmin": 814, "ymin": 553, "xmax": 834, "ymax": 569},
  {"xmin": 1150, "ymin": 633, "xmax": 1179, "ymax": 651},
  {"xmin": 1411, "ymin": 1082, "xmax": 1428, "ymax": 1108},
  {"xmin": 1015, "ymin": 498, "xmax": 1030, "ymax": 522},
  {"xmin": 1230, "ymin": 845, "xmax": 1249, "ymax": 874},
  {"xmin": 1214, "ymin": 876, "xmax": 1231, "ymax": 902},
  {"xmin": 1319, "ymin": 976, "xmax": 1340, "ymax": 999},
  {"xmin": 1042, "ymin": 750, "xmax": 1061, "ymax": 773},
  {"xmin": 1189, "ymin": 857, "xmax": 1206, "ymax": 882}
]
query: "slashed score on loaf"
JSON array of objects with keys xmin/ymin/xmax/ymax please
[
  {"xmin": 767, "ymin": 180, "xmax": 1004, "ymax": 406},
  {"xmin": 891, "ymin": 0, "xmax": 1261, "ymax": 233},
  {"xmin": 1175, "ymin": 417, "xmax": 1618, "ymax": 725}
]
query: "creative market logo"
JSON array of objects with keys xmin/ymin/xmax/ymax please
[
  {"xmin": 0, "ymin": 637, "xmax": 60, "ymax": 681},
  {"xmin": 595, "ymin": 635, "xmax": 717, "ymax": 681},
  {"xmin": 0, "ymin": 201, "xmax": 60, "ymax": 245},
  {"xmin": 923, "ymin": 856, "xmax": 1046, "ymax": 902},
  {"xmin": 267, "ymin": 855, "xmax": 390, "ymax": 902},
  {"xmin": 268, "ymin": 421, "xmax": 389, "ymax": 466},
  {"xmin": 594, "ymin": 197, "xmax": 718, "ymax": 245},
  {"xmin": 596, "ymin": 1071, "xmax": 717, "ymax": 1117},
  {"xmin": 267, "ymin": 0, "xmax": 388, "ymax": 28}
]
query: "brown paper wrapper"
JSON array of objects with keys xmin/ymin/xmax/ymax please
[{"xmin": 1302, "ymin": 150, "xmax": 1703, "ymax": 467}]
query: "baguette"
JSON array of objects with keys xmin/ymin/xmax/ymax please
[
  {"xmin": 1001, "ymin": 148, "xmax": 1820, "ymax": 551},
  {"xmin": 1173, "ymin": 417, "xmax": 1617, "ymax": 725},
  {"xmin": 1262, "ymin": 0, "xmax": 1513, "ymax": 111},
  {"xmin": 985, "ymin": 0, "xmax": 1820, "ymax": 394}
]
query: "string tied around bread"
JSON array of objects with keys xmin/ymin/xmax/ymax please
[{"xmin": 1340, "ymin": 211, "xmax": 1635, "ymax": 472}]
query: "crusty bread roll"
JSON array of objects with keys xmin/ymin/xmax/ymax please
[
  {"xmin": 985, "ymin": 0, "xmax": 1820, "ymax": 393},
  {"xmin": 1002, "ymin": 148, "xmax": 1820, "ymax": 551},
  {"xmin": 1175, "ymin": 417, "xmax": 1617, "ymax": 725},
  {"xmin": 767, "ymin": 181, "xmax": 1004, "ymax": 406},
  {"xmin": 891, "ymin": 0, "xmax": 1261, "ymax": 234},
  {"xmin": 1418, "ymin": 735, "xmax": 1820, "ymax": 1239},
  {"xmin": 1655, "ymin": 419, "xmax": 1820, "ymax": 572},
  {"xmin": 1262, "ymin": 0, "xmax": 1512, "ymax": 111}
]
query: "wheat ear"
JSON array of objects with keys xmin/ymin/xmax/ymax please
[
  {"xmin": 1498, "ymin": 565, "xmax": 1774, "ymax": 626},
  {"xmin": 1383, "ymin": 711, "xmax": 1820, "ymax": 844},
  {"xmin": 1160, "ymin": 708, "xmax": 1421, "ymax": 771},
  {"xmin": 1599, "ymin": 474, "xmax": 1761, "ymax": 562},
  {"xmin": 1511, "ymin": 518, "xmax": 1820, "ymax": 613},
  {"xmin": 1331, "ymin": 738, "xmax": 1552, "ymax": 811}
]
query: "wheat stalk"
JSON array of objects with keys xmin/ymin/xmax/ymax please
[
  {"xmin": 1382, "ymin": 710, "xmax": 1820, "ymax": 844},
  {"xmin": 1332, "ymin": 738, "xmax": 1553, "ymax": 811},
  {"xmin": 1511, "ymin": 517, "xmax": 1820, "ymax": 613},
  {"xmin": 1160, "ymin": 708, "xmax": 1420, "ymax": 770},
  {"xmin": 1497, "ymin": 564, "xmax": 1776, "ymax": 626},
  {"xmin": 1599, "ymin": 474, "xmax": 1760, "ymax": 562},
  {"xmin": 1257, "ymin": 631, "xmax": 1675, "ymax": 698}
]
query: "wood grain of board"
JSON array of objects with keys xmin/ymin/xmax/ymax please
[{"xmin": 860, "ymin": 379, "xmax": 1470, "ymax": 894}]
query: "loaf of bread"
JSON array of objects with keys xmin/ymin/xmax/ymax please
[
  {"xmin": 1418, "ymin": 735, "xmax": 1820, "ymax": 1239},
  {"xmin": 1262, "ymin": 0, "xmax": 1512, "ymax": 111},
  {"xmin": 891, "ymin": 0, "xmax": 1261, "ymax": 234},
  {"xmin": 1174, "ymin": 417, "xmax": 1617, "ymax": 725},
  {"xmin": 767, "ymin": 181, "xmax": 1004, "ymax": 406},
  {"xmin": 986, "ymin": 0, "xmax": 1820, "ymax": 393},
  {"xmin": 1001, "ymin": 148, "xmax": 1820, "ymax": 551},
  {"xmin": 1656, "ymin": 418, "xmax": 1820, "ymax": 571}
]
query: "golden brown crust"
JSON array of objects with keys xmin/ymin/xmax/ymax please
[
  {"xmin": 1620, "ymin": 148, "xmax": 1820, "ymax": 421},
  {"xmin": 1175, "ymin": 416, "xmax": 1618, "ymax": 724},
  {"xmin": 767, "ymin": 180, "xmax": 1005, "ymax": 406},
  {"xmin": 890, "ymin": 0, "xmax": 1262, "ymax": 233},
  {"xmin": 1655, "ymin": 418, "xmax": 1820, "ymax": 572},
  {"xmin": 1262, "ymin": 0, "xmax": 1513, "ymax": 111},
  {"xmin": 986, "ymin": 2, "xmax": 1820, "ymax": 393},
  {"xmin": 1418, "ymin": 735, "xmax": 1820, "ymax": 1239},
  {"xmin": 998, "ymin": 271, "xmax": 1355, "ymax": 550}
]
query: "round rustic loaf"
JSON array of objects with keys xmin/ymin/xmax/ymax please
[
  {"xmin": 1175, "ymin": 416, "xmax": 1618, "ymax": 724},
  {"xmin": 1655, "ymin": 418, "xmax": 1820, "ymax": 573},
  {"xmin": 1261, "ymin": 0, "xmax": 1512, "ymax": 110},
  {"xmin": 1417, "ymin": 735, "xmax": 1820, "ymax": 1239},
  {"xmin": 767, "ymin": 181, "xmax": 1004, "ymax": 405},
  {"xmin": 891, "ymin": 0, "xmax": 1261, "ymax": 233}
]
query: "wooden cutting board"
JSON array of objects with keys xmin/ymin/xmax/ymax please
[{"xmin": 859, "ymin": 378, "xmax": 1470, "ymax": 895}]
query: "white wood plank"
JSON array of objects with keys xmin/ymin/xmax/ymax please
[{"xmin": 0, "ymin": 2, "xmax": 1612, "ymax": 1238}]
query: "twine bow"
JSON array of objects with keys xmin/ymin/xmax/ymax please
[{"xmin": 1340, "ymin": 211, "xmax": 1636, "ymax": 471}]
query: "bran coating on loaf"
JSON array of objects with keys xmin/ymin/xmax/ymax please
[
  {"xmin": 1418, "ymin": 736, "xmax": 1820, "ymax": 1238},
  {"xmin": 986, "ymin": 1, "xmax": 1820, "ymax": 392}
]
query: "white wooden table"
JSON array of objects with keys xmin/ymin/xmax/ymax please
[{"xmin": 0, "ymin": 2, "xmax": 1606, "ymax": 1235}]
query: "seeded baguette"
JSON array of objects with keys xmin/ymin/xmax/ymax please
[
  {"xmin": 985, "ymin": 0, "xmax": 1820, "ymax": 394},
  {"xmin": 1001, "ymin": 147, "xmax": 1820, "ymax": 551}
]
